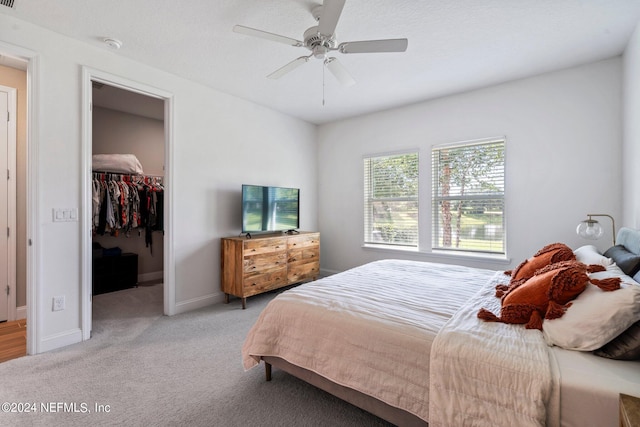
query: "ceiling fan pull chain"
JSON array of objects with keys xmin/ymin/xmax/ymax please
[{"xmin": 322, "ymin": 62, "xmax": 326, "ymax": 106}]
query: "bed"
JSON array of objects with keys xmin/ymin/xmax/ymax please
[{"xmin": 242, "ymin": 228, "xmax": 640, "ymax": 426}]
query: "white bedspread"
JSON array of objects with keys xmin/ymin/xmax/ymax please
[
  {"xmin": 242, "ymin": 259, "xmax": 495, "ymax": 421},
  {"xmin": 429, "ymin": 271, "xmax": 560, "ymax": 427}
]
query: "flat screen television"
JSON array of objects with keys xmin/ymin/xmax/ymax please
[{"xmin": 242, "ymin": 184, "xmax": 300, "ymax": 233}]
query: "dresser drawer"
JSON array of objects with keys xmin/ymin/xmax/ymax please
[
  {"xmin": 288, "ymin": 262, "xmax": 319, "ymax": 284},
  {"xmin": 287, "ymin": 234, "xmax": 320, "ymax": 250},
  {"xmin": 244, "ymin": 251, "xmax": 287, "ymax": 274},
  {"xmin": 243, "ymin": 238, "xmax": 287, "ymax": 255},
  {"xmin": 288, "ymin": 247, "xmax": 319, "ymax": 266},
  {"xmin": 243, "ymin": 268, "xmax": 287, "ymax": 296}
]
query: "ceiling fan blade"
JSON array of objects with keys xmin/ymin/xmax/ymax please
[
  {"xmin": 233, "ymin": 25, "xmax": 303, "ymax": 47},
  {"xmin": 318, "ymin": 0, "xmax": 346, "ymax": 37},
  {"xmin": 339, "ymin": 38, "xmax": 408, "ymax": 54},
  {"xmin": 324, "ymin": 57, "xmax": 355, "ymax": 87},
  {"xmin": 267, "ymin": 56, "xmax": 310, "ymax": 79}
]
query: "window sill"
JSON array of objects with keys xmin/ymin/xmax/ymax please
[{"xmin": 362, "ymin": 244, "xmax": 511, "ymax": 266}]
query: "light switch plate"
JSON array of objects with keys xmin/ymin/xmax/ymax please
[{"xmin": 52, "ymin": 208, "xmax": 79, "ymax": 222}]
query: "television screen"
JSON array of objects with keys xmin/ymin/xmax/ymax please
[{"xmin": 242, "ymin": 185, "xmax": 300, "ymax": 233}]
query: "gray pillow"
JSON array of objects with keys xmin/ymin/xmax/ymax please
[
  {"xmin": 603, "ymin": 245, "xmax": 640, "ymax": 277},
  {"xmin": 594, "ymin": 321, "xmax": 640, "ymax": 360}
]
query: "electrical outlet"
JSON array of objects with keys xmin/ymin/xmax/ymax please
[{"xmin": 52, "ymin": 296, "xmax": 65, "ymax": 311}]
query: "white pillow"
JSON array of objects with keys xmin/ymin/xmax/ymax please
[
  {"xmin": 573, "ymin": 245, "xmax": 613, "ymax": 267},
  {"xmin": 542, "ymin": 269, "xmax": 640, "ymax": 351},
  {"xmin": 92, "ymin": 154, "xmax": 144, "ymax": 175}
]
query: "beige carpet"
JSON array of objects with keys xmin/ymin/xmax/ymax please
[{"xmin": 0, "ymin": 284, "xmax": 392, "ymax": 426}]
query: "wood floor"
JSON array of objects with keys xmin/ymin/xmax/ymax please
[{"xmin": 0, "ymin": 319, "xmax": 27, "ymax": 363}]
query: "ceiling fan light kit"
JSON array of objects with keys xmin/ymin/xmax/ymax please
[{"xmin": 232, "ymin": 0, "xmax": 408, "ymax": 87}]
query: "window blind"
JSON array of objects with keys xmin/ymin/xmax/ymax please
[
  {"xmin": 363, "ymin": 152, "xmax": 419, "ymax": 247},
  {"xmin": 432, "ymin": 139, "xmax": 505, "ymax": 254}
]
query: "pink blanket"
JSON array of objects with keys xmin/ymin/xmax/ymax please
[{"xmin": 242, "ymin": 259, "xmax": 495, "ymax": 421}]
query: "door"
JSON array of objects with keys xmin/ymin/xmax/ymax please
[{"xmin": 0, "ymin": 85, "xmax": 17, "ymax": 322}]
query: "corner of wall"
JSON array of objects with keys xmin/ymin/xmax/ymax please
[{"xmin": 623, "ymin": 20, "xmax": 640, "ymax": 229}]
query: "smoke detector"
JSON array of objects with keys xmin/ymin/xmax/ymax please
[{"xmin": 103, "ymin": 38, "xmax": 123, "ymax": 50}]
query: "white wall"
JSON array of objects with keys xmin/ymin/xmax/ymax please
[
  {"xmin": 623, "ymin": 21, "xmax": 640, "ymax": 229},
  {"xmin": 0, "ymin": 15, "xmax": 317, "ymax": 352},
  {"xmin": 93, "ymin": 106, "xmax": 165, "ymax": 175},
  {"xmin": 318, "ymin": 58, "xmax": 623, "ymax": 273}
]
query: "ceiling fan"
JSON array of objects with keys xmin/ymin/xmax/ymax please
[{"xmin": 233, "ymin": 0, "xmax": 408, "ymax": 87}]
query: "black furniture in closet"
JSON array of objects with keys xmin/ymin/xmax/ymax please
[{"xmin": 92, "ymin": 253, "xmax": 138, "ymax": 295}]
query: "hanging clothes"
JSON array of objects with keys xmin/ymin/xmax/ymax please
[
  {"xmin": 92, "ymin": 173, "xmax": 164, "ymax": 251},
  {"xmin": 136, "ymin": 177, "xmax": 164, "ymax": 254}
]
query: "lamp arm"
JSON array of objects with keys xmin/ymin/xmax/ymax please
[{"xmin": 587, "ymin": 214, "xmax": 616, "ymax": 245}]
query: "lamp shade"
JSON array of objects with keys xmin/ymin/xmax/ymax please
[{"xmin": 576, "ymin": 219, "xmax": 604, "ymax": 240}]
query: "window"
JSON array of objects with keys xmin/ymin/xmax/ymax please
[
  {"xmin": 364, "ymin": 152, "xmax": 419, "ymax": 247},
  {"xmin": 432, "ymin": 139, "xmax": 505, "ymax": 255}
]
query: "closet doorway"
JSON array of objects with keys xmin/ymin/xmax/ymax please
[{"xmin": 81, "ymin": 68, "xmax": 174, "ymax": 340}]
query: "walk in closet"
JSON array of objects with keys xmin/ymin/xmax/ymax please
[{"xmin": 91, "ymin": 83, "xmax": 165, "ymax": 300}]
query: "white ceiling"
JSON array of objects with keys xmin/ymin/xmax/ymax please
[{"xmin": 2, "ymin": 0, "xmax": 640, "ymax": 125}]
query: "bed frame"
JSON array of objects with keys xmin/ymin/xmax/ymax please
[{"xmin": 262, "ymin": 356, "xmax": 428, "ymax": 426}]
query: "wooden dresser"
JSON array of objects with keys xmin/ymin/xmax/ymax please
[
  {"xmin": 221, "ymin": 232, "xmax": 320, "ymax": 308},
  {"xmin": 620, "ymin": 394, "xmax": 640, "ymax": 427}
]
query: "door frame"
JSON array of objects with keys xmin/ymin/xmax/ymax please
[
  {"xmin": 0, "ymin": 84, "xmax": 17, "ymax": 321},
  {"xmin": 0, "ymin": 41, "xmax": 39, "ymax": 354},
  {"xmin": 81, "ymin": 67, "xmax": 175, "ymax": 340}
]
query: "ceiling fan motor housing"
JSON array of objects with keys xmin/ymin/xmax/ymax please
[{"xmin": 304, "ymin": 26, "xmax": 336, "ymax": 58}]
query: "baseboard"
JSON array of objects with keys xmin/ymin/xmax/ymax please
[
  {"xmin": 38, "ymin": 328, "xmax": 83, "ymax": 353},
  {"xmin": 16, "ymin": 305, "xmax": 26, "ymax": 320},
  {"xmin": 173, "ymin": 292, "xmax": 225, "ymax": 315},
  {"xmin": 320, "ymin": 268, "xmax": 339, "ymax": 277},
  {"xmin": 138, "ymin": 270, "xmax": 163, "ymax": 283}
]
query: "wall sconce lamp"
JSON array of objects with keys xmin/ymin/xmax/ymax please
[{"xmin": 576, "ymin": 214, "xmax": 616, "ymax": 246}]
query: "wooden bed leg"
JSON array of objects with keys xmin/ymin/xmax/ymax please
[
  {"xmin": 265, "ymin": 362, "xmax": 272, "ymax": 381},
  {"xmin": 224, "ymin": 293, "xmax": 229, "ymax": 304},
  {"xmin": 242, "ymin": 297, "xmax": 246, "ymax": 310}
]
